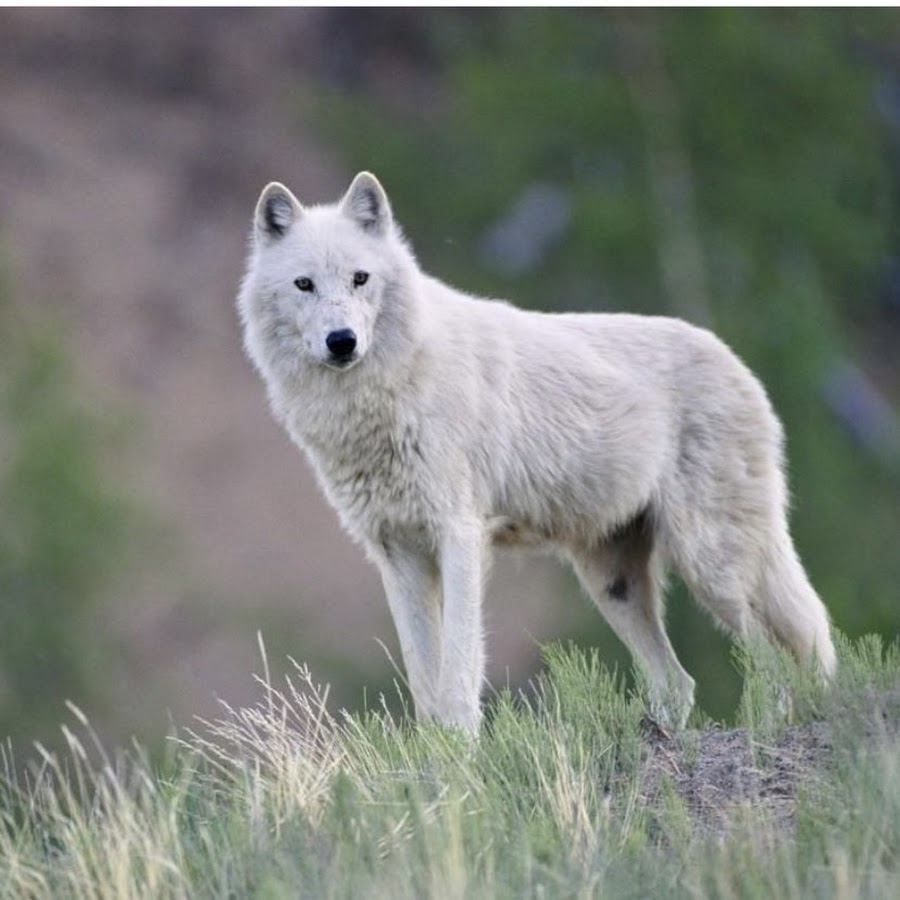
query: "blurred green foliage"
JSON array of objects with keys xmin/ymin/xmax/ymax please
[
  {"xmin": 311, "ymin": 9, "xmax": 900, "ymax": 718},
  {"xmin": 0, "ymin": 298, "xmax": 129, "ymax": 743}
]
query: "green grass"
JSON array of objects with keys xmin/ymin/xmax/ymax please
[{"xmin": 1, "ymin": 633, "xmax": 898, "ymax": 899}]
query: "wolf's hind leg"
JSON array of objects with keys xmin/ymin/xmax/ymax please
[{"xmin": 569, "ymin": 522, "xmax": 695, "ymax": 729}]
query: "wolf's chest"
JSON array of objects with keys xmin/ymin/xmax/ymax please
[{"xmin": 301, "ymin": 414, "xmax": 438, "ymax": 542}]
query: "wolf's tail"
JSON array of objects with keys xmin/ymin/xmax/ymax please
[{"xmin": 755, "ymin": 534, "xmax": 837, "ymax": 678}]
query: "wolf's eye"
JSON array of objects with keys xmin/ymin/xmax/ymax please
[
  {"xmin": 294, "ymin": 276, "xmax": 314, "ymax": 292},
  {"xmin": 352, "ymin": 271, "xmax": 369, "ymax": 287}
]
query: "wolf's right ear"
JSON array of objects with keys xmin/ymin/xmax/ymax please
[{"xmin": 254, "ymin": 182, "xmax": 302, "ymax": 244}]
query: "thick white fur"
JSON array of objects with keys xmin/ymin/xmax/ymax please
[{"xmin": 238, "ymin": 172, "xmax": 836, "ymax": 733}]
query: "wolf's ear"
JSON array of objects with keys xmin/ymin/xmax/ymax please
[
  {"xmin": 340, "ymin": 172, "xmax": 392, "ymax": 236},
  {"xmin": 254, "ymin": 182, "xmax": 302, "ymax": 243}
]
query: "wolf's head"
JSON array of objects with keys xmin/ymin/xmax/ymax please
[{"xmin": 238, "ymin": 172, "xmax": 418, "ymax": 381}]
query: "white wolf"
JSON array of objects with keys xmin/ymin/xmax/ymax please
[{"xmin": 237, "ymin": 171, "xmax": 836, "ymax": 733}]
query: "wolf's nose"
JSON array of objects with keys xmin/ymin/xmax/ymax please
[{"xmin": 326, "ymin": 329, "xmax": 357, "ymax": 360}]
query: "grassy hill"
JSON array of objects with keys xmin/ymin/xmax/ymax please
[{"xmin": 1, "ymin": 633, "xmax": 897, "ymax": 899}]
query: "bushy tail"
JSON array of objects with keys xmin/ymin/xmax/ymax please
[{"xmin": 756, "ymin": 536, "xmax": 837, "ymax": 678}]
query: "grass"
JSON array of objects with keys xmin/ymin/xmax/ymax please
[{"xmin": 0, "ymin": 632, "xmax": 898, "ymax": 899}]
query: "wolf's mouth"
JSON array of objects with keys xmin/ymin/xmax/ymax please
[{"xmin": 324, "ymin": 354, "xmax": 360, "ymax": 371}]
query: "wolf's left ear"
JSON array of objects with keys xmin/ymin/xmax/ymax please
[
  {"xmin": 254, "ymin": 182, "xmax": 302, "ymax": 244},
  {"xmin": 340, "ymin": 172, "xmax": 392, "ymax": 236}
]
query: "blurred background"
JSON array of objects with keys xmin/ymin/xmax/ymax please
[{"xmin": 1, "ymin": 8, "xmax": 898, "ymax": 754}]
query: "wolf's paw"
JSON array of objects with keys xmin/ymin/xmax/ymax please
[
  {"xmin": 647, "ymin": 697, "xmax": 690, "ymax": 732},
  {"xmin": 647, "ymin": 674, "xmax": 696, "ymax": 732},
  {"xmin": 434, "ymin": 692, "xmax": 482, "ymax": 737}
]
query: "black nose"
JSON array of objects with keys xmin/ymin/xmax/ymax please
[{"xmin": 325, "ymin": 328, "xmax": 357, "ymax": 360}]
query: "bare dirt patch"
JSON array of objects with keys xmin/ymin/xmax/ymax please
[
  {"xmin": 638, "ymin": 688, "xmax": 900, "ymax": 839},
  {"xmin": 641, "ymin": 720, "xmax": 831, "ymax": 838}
]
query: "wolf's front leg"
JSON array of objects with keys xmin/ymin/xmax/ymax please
[
  {"xmin": 436, "ymin": 520, "xmax": 487, "ymax": 734},
  {"xmin": 377, "ymin": 542, "xmax": 442, "ymax": 721}
]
